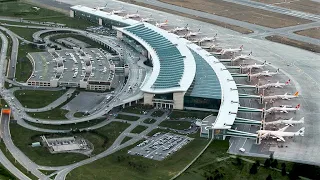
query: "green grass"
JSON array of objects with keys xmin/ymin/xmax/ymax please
[
  {"xmin": 24, "ymin": 118, "xmax": 105, "ymax": 131},
  {"xmin": 169, "ymin": 110, "xmax": 214, "ymax": 120},
  {"xmin": 38, "ymin": 169, "xmax": 56, "ymax": 176},
  {"xmin": 159, "ymin": 120, "xmax": 192, "ymax": 130},
  {"xmin": 6, "ymin": 26, "xmax": 39, "ymax": 41},
  {"xmin": 0, "ymin": 143, "xmax": 37, "ymax": 180},
  {"xmin": 10, "ymin": 121, "xmax": 130, "ymax": 166},
  {"xmin": 73, "ymin": 112, "xmax": 86, "ymax": 118},
  {"xmin": 0, "ymin": 164, "xmax": 16, "ymax": 180},
  {"xmin": 151, "ymin": 110, "xmax": 165, "ymax": 117},
  {"xmin": 67, "ymin": 138, "xmax": 209, "ymax": 180},
  {"xmin": 143, "ymin": 118, "xmax": 156, "ymax": 124},
  {"xmin": 130, "ymin": 125, "xmax": 148, "ymax": 134},
  {"xmin": 120, "ymin": 136, "xmax": 132, "ymax": 145},
  {"xmin": 0, "ymin": 1, "xmax": 95, "ymax": 30},
  {"xmin": 121, "ymin": 104, "xmax": 153, "ymax": 115},
  {"xmin": 16, "ymin": 44, "xmax": 43, "ymax": 82},
  {"xmin": 27, "ymin": 108, "xmax": 69, "ymax": 120},
  {"xmin": 116, "ymin": 114, "xmax": 140, "ymax": 121},
  {"xmin": 177, "ymin": 141, "xmax": 289, "ymax": 180},
  {"xmin": 14, "ymin": 90, "xmax": 66, "ymax": 108}
]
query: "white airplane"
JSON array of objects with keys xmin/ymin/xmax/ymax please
[
  {"xmin": 265, "ymin": 104, "xmax": 300, "ymax": 114},
  {"xmin": 192, "ymin": 36, "xmax": 217, "ymax": 43},
  {"xmin": 258, "ymin": 79, "xmax": 290, "ymax": 89},
  {"xmin": 32, "ymin": 7, "xmax": 40, "ymax": 11},
  {"xmin": 112, "ymin": 8, "xmax": 125, "ymax": 14},
  {"xmin": 251, "ymin": 69, "xmax": 279, "ymax": 78},
  {"xmin": 140, "ymin": 16, "xmax": 154, "ymax": 22},
  {"xmin": 213, "ymin": 45, "xmax": 244, "ymax": 55},
  {"xmin": 169, "ymin": 24, "xmax": 190, "ymax": 33},
  {"xmin": 156, "ymin": 20, "xmax": 168, "ymax": 28},
  {"xmin": 264, "ymin": 91, "xmax": 299, "ymax": 101},
  {"xmin": 257, "ymin": 126, "xmax": 305, "ymax": 142},
  {"xmin": 125, "ymin": 11, "xmax": 140, "ymax": 18},
  {"xmin": 94, "ymin": 4, "xmax": 108, "ymax": 10},
  {"xmin": 241, "ymin": 60, "xmax": 267, "ymax": 70},
  {"xmin": 201, "ymin": 44, "xmax": 217, "ymax": 50},
  {"xmin": 180, "ymin": 29, "xmax": 201, "ymax": 38},
  {"xmin": 264, "ymin": 117, "xmax": 304, "ymax": 126}
]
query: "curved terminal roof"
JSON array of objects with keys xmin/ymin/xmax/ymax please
[{"xmin": 117, "ymin": 23, "xmax": 196, "ymax": 93}]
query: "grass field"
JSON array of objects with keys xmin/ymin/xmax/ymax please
[
  {"xmin": 151, "ymin": 110, "xmax": 165, "ymax": 117},
  {"xmin": 14, "ymin": 90, "xmax": 66, "ymax": 108},
  {"xmin": 159, "ymin": 0, "xmax": 312, "ymax": 28},
  {"xmin": 122, "ymin": 104, "xmax": 153, "ymax": 115},
  {"xmin": 119, "ymin": 0, "xmax": 253, "ymax": 34},
  {"xmin": 16, "ymin": 44, "xmax": 43, "ymax": 82},
  {"xmin": 294, "ymin": 27, "xmax": 320, "ymax": 40},
  {"xmin": 27, "ymin": 108, "xmax": 69, "ymax": 120},
  {"xmin": 116, "ymin": 114, "xmax": 140, "ymax": 121},
  {"xmin": 24, "ymin": 118, "xmax": 105, "ymax": 131},
  {"xmin": 159, "ymin": 120, "xmax": 192, "ymax": 130},
  {"xmin": 6, "ymin": 26, "xmax": 39, "ymax": 41},
  {"xmin": 130, "ymin": 125, "xmax": 148, "ymax": 134},
  {"xmin": 67, "ymin": 138, "xmax": 209, "ymax": 180},
  {"xmin": 252, "ymin": 0, "xmax": 320, "ymax": 14},
  {"xmin": 73, "ymin": 112, "xmax": 86, "ymax": 118},
  {"xmin": 177, "ymin": 141, "xmax": 289, "ymax": 180},
  {"xmin": 143, "ymin": 118, "xmax": 156, "ymax": 124},
  {"xmin": 169, "ymin": 110, "xmax": 213, "ymax": 120},
  {"xmin": 120, "ymin": 136, "xmax": 132, "ymax": 145},
  {"xmin": 266, "ymin": 35, "xmax": 320, "ymax": 53},
  {"xmin": 0, "ymin": 143, "xmax": 38, "ymax": 180},
  {"xmin": 0, "ymin": 1, "xmax": 95, "ymax": 29},
  {"xmin": 10, "ymin": 121, "xmax": 130, "ymax": 166}
]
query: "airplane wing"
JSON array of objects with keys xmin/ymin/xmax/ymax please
[
  {"xmin": 260, "ymin": 132, "xmax": 270, "ymax": 139},
  {"xmin": 272, "ymin": 134, "xmax": 285, "ymax": 142},
  {"xmin": 277, "ymin": 125, "xmax": 289, "ymax": 132}
]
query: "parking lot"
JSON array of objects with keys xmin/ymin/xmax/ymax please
[{"xmin": 128, "ymin": 133, "xmax": 193, "ymax": 161}]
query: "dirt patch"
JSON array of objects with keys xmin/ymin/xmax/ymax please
[
  {"xmin": 265, "ymin": 35, "xmax": 320, "ymax": 53},
  {"xmin": 295, "ymin": 27, "xmax": 320, "ymax": 40},
  {"xmin": 252, "ymin": 0, "xmax": 320, "ymax": 15},
  {"xmin": 119, "ymin": 0, "xmax": 253, "ymax": 34},
  {"xmin": 158, "ymin": 0, "xmax": 313, "ymax": 28}
]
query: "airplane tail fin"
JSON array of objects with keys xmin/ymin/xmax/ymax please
[
  {"xmin": 300, "ymin": 117, "xmax": 305, "ymax": 124},
  {"xmin": 248, "ymin": 51, "xmax": 252, "ymax": 56},
  {"xmin": 276, "ymin": 68, "xmax": 280, "ymax": 73},
  {"xmin": 294, "ymin": 91, "xmax": 299, "ymax": 97},
  {"xmin": 165, "ymin": 19, "xmax": 168, "ymax": 24},
  {"xmin": 240, "ymin": 45, "xmax": 244, "ymax": 50},
  {"xmin": 295, "ymin": 104, "xmax": 301, "ymax": 109},
  {"xmin": 198, "ymin": 28, "xmax": 201, "ymax": 32},
  {"xmin": 295, "ymin": 127, "xmax": 305, "ymax": 136},
  {"xmin": 285, "ymin": 79, "xmax": 291, "ymax": 85}
]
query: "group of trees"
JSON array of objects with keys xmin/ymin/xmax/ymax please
[{"xmin": 128, "ymin": 161, "xmax": 149, "ymax": 172}]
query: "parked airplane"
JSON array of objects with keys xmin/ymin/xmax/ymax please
[
  {"xmin": 180, "ymin": 29, "xmax": 201, "ymax": 38},
  {"xmin": 201, "ymin": 44, "xmax": 217, "ymax": 50},
  {"xmin": 94, "ymin": 4, "xmax": 108, "ymax": 10},
  {"xmin": 169, "ymin": 24, "xmax": 190, "ymax": 33},
  {"xmin": 264, "ymin": 92, "xmax": 299, "ymax": 101},
  {"xmin": 257, "ymin": 126, "xmax": 305, "ymax": 142},
  {"xmin": 192, "ymin": 36, "xmax": 217, "ymax": 43},
  {"xmin": 213, "ymin": 45, "xmax": 244, "ymax": 55},
  {"xmin": 125, "ymin": 11, "xmax": 140, "ymax": 18},
  {"xmin": 156, "ymin": 20, "xmax": 168, "ymax": 27},
  {"xmin": 265, "ymin": 104, "xmax": 300, "ymax": 114},
  {"xmin": 140, "ymin": 16, "xmax": 154, "ymax": 22},
  {"xmin": 264, "ymin": 117, "xmax": 304, "ymax": 126},
  {"xmin": 241, "ymin": 60, "xmax": 267, "ymax": 70},
  {"xmin": 258, "ymin": 79, "xmax": 290, "ymax": 89},
  {"xmin": 112, "ymin": 8, "xmax": 125, "ymax": 14},
  {"xmin": 250, "ymin": 69, "xmax": 279, "ymax": 78}
]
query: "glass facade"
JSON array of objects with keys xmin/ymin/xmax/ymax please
[{"xmin": 184, "ymin": 96, "xmax": 221, "ymax": 110}]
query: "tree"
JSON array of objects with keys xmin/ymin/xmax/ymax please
[
  {"xmin": 250, "ymin": 163, "xmax": 258, "ymax": 174},
  {"xmin": 264, "ymin": 158, "xmax": 271, "ymax": 168},
  {"xmin": 281, "ymin": 163, "xmax": 286, "ymax": 168},
  {"xmin": 235, "ymin": 156, "xmax": 242, "ymax": 166},
  {"xmin": 255, "ymin": 160, "xmax": 260, "ymax": 167},
  {"xmin": 282, "ymin": 165, "xmax": 287, "ymax": 176},
  {"xmin": 271, "ymin": 159, "xmax": 278, "ymax": 168},
  {"xmin": 269, "ymin": 152, "xmax": 274, "ymax": 161},
  {"xmin": 266, "ymin": 174, "xmax": 272, "ymax": 180}
]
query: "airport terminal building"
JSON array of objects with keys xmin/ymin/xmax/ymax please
[{"xmin": 69, "ymin": 5, "xmax": 239, "ymax": 138}]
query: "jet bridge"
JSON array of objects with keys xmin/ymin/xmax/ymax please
[
  {"xmin": 225, "ymin": 129, "xmax": 258, "ymax": 139},
  {"xmin": 234, "ymin": 117, "xmax": 262, "ymax": 126}
]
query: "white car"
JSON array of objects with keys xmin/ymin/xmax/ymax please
[{"xmin": 239, "ymin": 148, "xmax": 245, "ymax": 153}]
